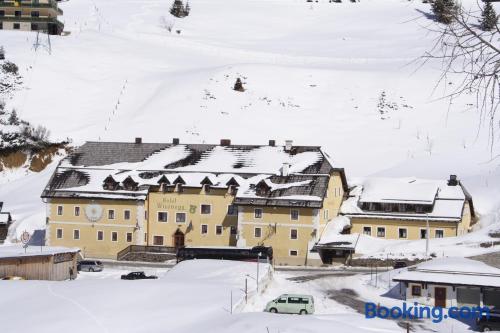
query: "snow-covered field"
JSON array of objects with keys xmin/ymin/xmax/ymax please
[{"xmin": 0, "ymin": 1, "xmax": 499, "ymax": 249}]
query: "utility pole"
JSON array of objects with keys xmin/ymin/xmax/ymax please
[{"xmin": 426, "ymin": 213, "xmax": 430, "ymax": 257}]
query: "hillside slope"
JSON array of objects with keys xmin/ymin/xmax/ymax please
[{"xmin": 0, "ymin": 0, "xmax": 499, "ymax": 242}]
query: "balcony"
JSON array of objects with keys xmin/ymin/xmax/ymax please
[
  {"xmin": 0, "ymin": 15, "xmax": 63, "ymax": 29},
  {"xmin": 0, "ymin": 1, "xmax": 63, "ymax": 15}
]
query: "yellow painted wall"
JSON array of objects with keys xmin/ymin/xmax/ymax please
[
  {"xmin": 147, "ymin": 187, "xmax": 237, "ymax": 247},
  {"xmin": 318, "ymin": 172, "xmax": 346, "ymax": 235},
  {"xmin": 349, "ymin": 217, "xmax": 458, "ymax": 240},
  {"xmin": 47, "ymin": 198, "xmax": 143, "ymax": 259}
]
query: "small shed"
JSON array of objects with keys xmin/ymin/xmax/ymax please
[
  {"xmin": 0, "ymin": 246, "xmax": 80, "ymax": 281},
  {"xmin": 393, "ymin": 258, "xmax": 500, "ymax": 308}
]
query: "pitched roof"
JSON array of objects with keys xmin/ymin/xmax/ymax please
[{"xmin": 42, "ymin": 141, "xmax": 345, "ymax": 207}]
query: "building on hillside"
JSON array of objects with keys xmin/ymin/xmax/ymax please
[
  {"xmin": 340, "ymin": 176, "xmax": 475, "ymax": 240},
  {"xmin": 0, "ymin": 202, "xmax": 13, "ymax": 243},
  {"xmin": 0, "ymin": 245, "xmax": 79, "ymax": 280},
  {"xmin": 41, "ymin": 138, "xmax": 348, "ymax": 266},
  {"xmin": 393, "ymin": 258, "xmax": 500, "ymax": 309},
  {"xmin": 0, "ymin": 0, "xmax": 64, "ymax": 35}
]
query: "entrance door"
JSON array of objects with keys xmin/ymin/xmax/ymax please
[
  {"xmin": 435, "ymin": 287, "xmax": 447, "ymax": 308},
  {"xmin": 173, "ymin": 230, "xmax": 185, "ymax": 249}
]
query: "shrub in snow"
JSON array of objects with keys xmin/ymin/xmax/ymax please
[
  {"xmin": 0, "ymin": 46, "xmax": 5, "ymax": 60},
  {"xmin": 480, "ymin": 2, "xmax": 497, "ymax": 31},
  {"xmin": 234, "ymin": 78, "xmax": 245, "ymax": 92},
  {"xmin": 8, "ymin": 109, "xmax": 19, "ymax": 125},
  {"xmin": 432, "ymin": 0, "xmax": 458, "ymax": 25},
  {"xmin": 159, "ymin": 16, "xmax": 174, "ymax": 32},
  {"xmin": 170, "ymin": 0, "xmax": 190, "ymax": 18},
  {"xmin": 2, "ymin": 61, "xmax": 18, "ymax": 75}
]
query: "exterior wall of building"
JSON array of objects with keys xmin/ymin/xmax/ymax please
[
  {"xmin": 457, "ymin": 201, "xmax": 472, "ymax": 236},
  {"xmin": 404, "ymin": 283, "xmax": 457, "ymax": 308},
  {"xmin": 47, "ymin": 198, "xmax": 143, "ymax": 259},
  {"xmin": 318, "ymin": 172, "xmax": 346, "ymax": 235},
  {"xmin": 0, "ymin": 252, "xmax": 77, "ymax": 281},
  {"xmin": 350, "ymin": 217, "xmax": 458, "ymax": 240},
  {"xmin": 146, "ymin": 187, "xmax": 237, "ymax": 248},
  {"xmin": 0, "ymin": 0, "xmax": 63, "ymax": 34}
]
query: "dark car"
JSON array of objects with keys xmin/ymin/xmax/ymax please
[
  {"xmin": 120, "ymin": 271, "xmax": 158, "ymax": 280},
  {"xmin": 393, "ymin": 261, "xmax": 408, "ymax": 269},
  {"xmin": 477, "ymin": 309, "xmax": 500, "ymax": 332}
]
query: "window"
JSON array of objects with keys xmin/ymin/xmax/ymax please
[
  {"xmin": 377, "ymin": 227, "xmax": 385, "ymax": 238},
  {"xmin": 15, "ymin": 11, "xmax": 21, "ymax": 17},
  {"xmin": 201, "ymin": 224, "xmax": 208, "ymax": 234},
  {"xmin": 0, "ymin": 22, "xmax": 3, "ymax": 30},
  {"xmin": 126, "ymin": 232, "xmax": 132, "ymax": 243},
  {"xmin": 420, "ymin": 229, "xmax": 427, "ymax": 239},
  {"xmin": 108, "ymin": 209, "xmax": 115, "ymax": 220},
  {"xmin": 230, "ymin": 226, "xmax": 237, "ymax": 235},
  {"xmin": 254, "ymin": 208, "xmax": 263, "ymax": 219},
  {"xmin": 227, "ymin": 205, "xmax": 237, "ymax": 216},
  {"xmin": 74, "ymin": 206, "xmax": 80, "ymax": 216},
  {"xmin": 157, "ymin": 212, "xmax": 168, "ymax": 222},
  {"xmin": 254, "ymin": 227, "xmax": 262, "ymax": 238},
  {"xmin": 31, "ymin": 11, "xmax": 39, "ymax": 17},
  {"xmin": 13, "ymin": 23, "xmax": 20, "ymax": 30},
  {"xmin": 57, "ymin": 205, "xmax": 63, "ymax": 216},
  {"xmin": 153, "ymin": 235, "xmax": 164, "ymax": 245},
  {"xmin": 56, "ymin": 228, "xmax": 63, "ymax": 239},
  {"xmin": 363, "ymin": 226, "xmax": 372, "ymax": 236},
  {"xmin": 399, "ymin": 228, "xmax": 408, "ymax": 239},
  {"xmin": 289, "ymin": 250, "xmax": 298, "ymax": 256},
  {"xmin": 416, "ymin": 205, "xmax": 424, "ymax": 213},
  {"xmin": 73, "ymin": 229, "xmax": 80, "ymax": 240},
  {"xmin": 97, "ymin": 231, "xmax": 103, "ymax": 241},
  {"xmin": 324, "ymin": 209, "xmax": 329, "ymax": 220},
  {"xmin": 291, "ymin": 209, "xmax": 299, "ymax": 220},
  {"xmin": 0, "ymin": 10, "xmax": 4, "ymax": 17},
  {"xmin": 290, "ymin": 229, "xmax": 298, "ymax": 240},
  {"xmin": 277, "ymin": 297, "xmax": 287, "ymax": 303},
  {"xmin": 215, "ymin": 225, "xmax": 223, "ymax": 235},
  {"xmin": 411, "ymin": 285, "xmax": 422, "ymax": 296},
  {"xmin": 124, "ymin": 210, "xmax": 131, "ymax": 220},
  {"xmin": 288, "ymin": 297, "xmax": 301, "ymax": 304},
  {"xmin": 111, "ymin": 231, "xmax": 118, "ymax": 242},
  {"xmin": 203, "ymin": 185, "xmax": 211, "ymax": 194},
  {"xmin": 176, "ymin": 212, "xmax": 186, "ymax": 223},
  {"xmin": 201, "ymin": 204, "xmax": 211, "ymax": 215},
  {"xmin": 435, "ymin": 229, "xmax": 444, "ymax": 238}
]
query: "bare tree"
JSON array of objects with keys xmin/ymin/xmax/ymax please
[{"xmin": 422, "ymin": 1, "xmax": 500, "ymax": 151}]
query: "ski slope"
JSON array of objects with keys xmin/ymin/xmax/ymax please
[{"xmin": 1, "ymin": 0, "xmax": 499, "ymax": 243}]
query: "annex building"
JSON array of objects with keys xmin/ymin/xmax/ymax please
[
  {"xmin": 42, "ymin": 138, "xmax": 348, "ymax": 266},
  {"xmin": 0, "ymin": 0, "xmax": 64, "ymax": 35}
]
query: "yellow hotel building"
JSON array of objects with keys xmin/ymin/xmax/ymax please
[{"xmin": 42, "ymin": 138, "xmax": 348, "ymax": 266}]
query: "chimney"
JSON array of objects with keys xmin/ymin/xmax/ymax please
[
  {"xmin": 172, "ymin": 138, "xmax": 180, "ymax": 145},
  {"xmin": 285, "ymin": 140, "xmax": 293, "ymax": 152},
  {"xmin": 269, "ymin": 140, "xmax": 276, "ymax": 147},
  {"xmin": 280, "ymin": 163, "xmax": 291, "ymax": 177},
  {"xmin": 448, "ymin": 175, "xmax": 458, "ymax": 186},
  {"xmin": 135, "ymin": 137, "xmax": 142, "ymax": 144},
  {"xmin": 220, "ymin": 139, "xmax": 231, "ymax": 146}
]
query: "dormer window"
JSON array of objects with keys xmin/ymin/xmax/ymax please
[
  {"xmin": 103, "ymin": 175, "xmax": 119, "ymax": 191},
  {"xmin": 226, "ymin": 177, "xmax": 240, "ymax": 195},
  {"xmin": 173, "ymin": 176, "xmax": 186, "ymax": 193},
  {"xmin": 122, "ymin": 176, "xmax": 138, "ymax": 191},
  {"xmin": 201, "ymin": 176, "xmax": 213, "ymax": 194},
  {"xmin": 157, "ymin": 175, "xmax": 171, "ymax": 192},
  {"xmin": 255, "ymin": 180, "xmax": 271, "ymax": 196}
]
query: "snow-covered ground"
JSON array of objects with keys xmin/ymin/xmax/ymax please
[{"xmin": 1, "ymin": 1, "xmax": 499, "ymax": 249}]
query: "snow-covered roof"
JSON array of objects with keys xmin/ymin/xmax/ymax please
[
  {"xmin": 0, "ymin": 213, "xmax": 11, "ymax": 224},
  {"xmin": 315, "ymin": 216, "xmax": 359, "ymax": 249},
  {"xmin": 43, "ymin": 141, "xmax": 346, "ymax": 207},
  {"xmin": 393, "ymin": 258, "xmax": 500, "ymax": 288},
  {"xmin": 341, "ymin": 177, "xmax": 470, "ymax": 222},
  {"xmin": 0, "ymin": 245, "xmax": 80, "ymax": 260}
]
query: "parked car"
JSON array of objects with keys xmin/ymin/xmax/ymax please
[
  {"xmin": 120, "ymin": 271, "xmax": 158, "ymax": 280},
  {"xmin": 77, "ymin": 260, "xmax": 104, "ymax": 272},
  {"xmin": 1, "ymin": 276, "xmax": 25, "ymax": 280},
  {"xmin": 393, "ymin": 261, "xmax": 408, "ymax": 269},
  {"xmin": 265, "ymin": 294, "xmax": 314, "ymax": 315},
  {"xmin": 477, "ymin": 308, "xmax": 500, "ymax": 332}
]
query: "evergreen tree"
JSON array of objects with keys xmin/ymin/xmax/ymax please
[
  {"xmin": 233, "ymin": 78, "xmax": 245, "ymax": 92},
  {"xmin": 170, "ymin": 0, "xmax": 187, "ymax": 18},
  {"xmin": 432, "ymin": 0, "xmax": 457, "ymax": 25},
  {"xmin": 185, "ymin": 2, "xmax": 190, "ymax": 16},
  {"xmin": 481, "ymin": 2, "xmax": 497, "ymax": 31},
  {"xmin": 0, "ymin": 46, "xmax": 5, "ymax": 60}
]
